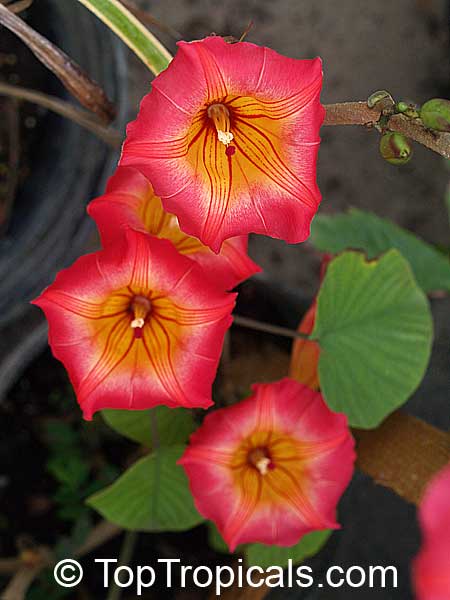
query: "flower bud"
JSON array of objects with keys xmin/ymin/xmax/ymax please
[
  {"xmin": 395, "ymin": 101, "xmax": 409, "ymax": 114},
  {"xmin": 379, "ymin": 132, "xmax": 413, "ymax": 165},
  {"xmin": 367, "ymin": 90, "xmax": 394, "ymax": 109},
  {"xmin": 395, "ymin": 101, "xmax": 419, "ymax": 118},
  {"xmin": 420, "ymin": 98, "xmax": 450, "ymax": 132}
]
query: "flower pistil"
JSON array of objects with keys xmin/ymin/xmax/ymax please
[
  {"xmin": 130, "ymin": 295, "xmax": 152, "ymax": 333},
  {"xmin": 207, "ymin": 103, "xmax": 234, "ymax": 146}
]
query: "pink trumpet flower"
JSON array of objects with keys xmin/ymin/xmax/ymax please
[
  {"xmin": 120, "ymin": 36, "xmax": 324, "ymax": 252},
  {"xmin": 180, "ymin": 378, "xmax": 355, "ymax": 551},
  {"xmin": 33, "ymin": 229, "xmax": 236, "ymax": 419}
]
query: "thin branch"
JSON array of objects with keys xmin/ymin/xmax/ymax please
[
  {"xmin": 0, "ymin": 4, "xmax": 115, "ymax": 123},
  {"xmin": 0, "ymin": 521, "xmax": 121, "ymax": 599},
  {"xmin": 1, "ymin": 564, "xmax": 43, "ymax": 600},
  {"xmin": 0, "ymin": 547, "xmax": 52, "ymax": 600},
  {"xmin": 1, "ymin": 98, "xmax": 20, "ymax": 233},
  {"xmin": 0, "ymin": 82, "xmax": 121, "ymax": 148},
  {"xmin": 323, "ymin": 101, "xmax": 450, "ymax": 159},
  {"xmin": 4, "ymin": 0, "xmax": 33, "ymax": 13},
  {"xmin": 233, "ymin": 315, "xmax": 310, "ymax": 341},
  {"xmin": 106, "ymin": 531, "xmax": 138, "ymax": 600},
  {"xmin": 324, "ymin": 101, "xmax": 382, "ymax": 126},
  {"xmin": 0, "ymin": 558, "xmax": 21, "ymax": 575},
  {"xmin": 388, "ymin": 112, "xmax": 450, "ymax": 159},
  {"xmin": 74, "ymin": 520, "xmax": 121, "ymax": 559}
]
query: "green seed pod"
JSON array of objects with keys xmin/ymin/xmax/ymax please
[
  {"xmin": 420, "ymin": 98, "xmax": 450, "ymax": 132},
  {"xmin": 379, "ymin": 132, "xmax": 413, "ymax": 165}
]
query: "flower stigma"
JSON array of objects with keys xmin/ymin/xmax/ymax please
[
  {"xmin": 248, "ymin": 447, "xmax": 274, "ymax": 476},
  {"xmin": 207, "ymin": 103, "xmax": 234, "ymax": 146},
  {"xmin": 130, "ymin": 295, "xmax": 151, "ymax": 333}
]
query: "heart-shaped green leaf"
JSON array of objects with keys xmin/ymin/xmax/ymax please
[
  {"xmin": 87, "ymin": 445, "xmax": 203, "ymax": 531},
  {"xmin": 312, "ymin": 250, "xmax": 433, "ymax": 428},
  {"xmin": 245, "ymin": 530, "xmax": 331, "ymax": 569},
  {"xmin": 310, "ymin": 209, "xmax": 450, "ymax": 293},
  {"xmin": 102, "ymin": 406, "xmax": 195, "ymax": 448}
]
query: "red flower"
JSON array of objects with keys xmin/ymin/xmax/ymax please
[
  {"xmin": 32, "ymin": 230, "xmax": 236, "ymax": 419},
  {"xmin": 413, "ymin": 463, "xmax": 450, "ymax": 600},
  {"xmin": 88, "ymin": 167, "xmax": 260, "ymax": 290},
  {"xmin": 120, "ymin": 36, "xmax": 324, "ymax": 252},
  {"xmin": 289, "ymin": 255, "xmax": 331, "ymax": 389},
  {"xmin": 289, "ymin": 302, "xmax": 320, "ymax": 390},
  {"xmin": 179, "ymin": 378, "xmax": 355, "ymax": 551}
]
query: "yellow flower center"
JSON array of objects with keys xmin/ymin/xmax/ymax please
[
  {"xmin": 207, "ymin": 103, "xmax": 234, "ymax": 146},
  {"xmin": 229, "ymin": 430, "xmax": 311, "ymax": 508}
]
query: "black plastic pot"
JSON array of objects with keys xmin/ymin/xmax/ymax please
[{"xmin": 0, "ymin": 0, "xmax": 128, "ymax": 398}]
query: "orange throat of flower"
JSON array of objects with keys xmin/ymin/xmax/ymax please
[{"xmin": 229, "ymin": 429, "xmax": 313, "ymax": 513}]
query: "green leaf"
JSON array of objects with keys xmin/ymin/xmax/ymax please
[
  {"xmin": 76, "ymin": 0, "xmax": 172, "ymax": 75},
  {"xmin": 245, "ymin": 530, "xmax": 331, "ymax": 569},
  {"xmin": 44, "ymin": 421, "xmax": 79, "ymax": 449},
  {"xmin": 312, "ymin": 250, "xmax": 433, "ymax": 428},
  {"xmin": 47, "ymin": 454, "xmax": 90, "ymax": 489},
  {"xmin": 310, "ymin": 208, "xmax": 450, "ymax": 292},
  {"xmin": 445, "ymin": 183, "xmax": 450, "ymax": 228},
  {"xmin": 87, "ymin": 445, "xmax": 203, "ymax": 531},
  {"xmin": 102, "ymin": 406, "xmax": 195, "ymax": 447},
  {"xmin": 54, "ymin": 512, "xmax": 93, "ymax": 559}
]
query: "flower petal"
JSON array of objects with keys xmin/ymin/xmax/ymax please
[
  {"xmin": 289, "ymin": 303, "xmax": 320, "ymax": 390},
  {"xmin": 88, "ymin": 167, "xmax": 260, "ymax": 288},
  {"xmin": 290, "ymin": 256, "xmax": 333, "ymax": 390},
  {"xmin": 33, "ymin": 230, "xmax": 236, "ymax": 418},
  {"xmin": 413, "ymin": 463, "xmax": 450, "ymax": 600}
]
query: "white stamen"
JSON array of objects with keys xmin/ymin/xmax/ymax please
[
  {"xmin": 255, "ymin": 457, "xmax": 271, "ymax": 476},
  {"xmin": 131, "ymin": 317, "xmax": 145, "ymax": 329},
  {"xmin": 217, "ymin": 130, "xmax": 234, "ymax": 145}
]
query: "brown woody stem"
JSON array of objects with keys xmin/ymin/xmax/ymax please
[
  {"xmin": 354, "ymin": 411, "xmax": 450, "ymax": 505},
  {"xmin": 323, "ymin": 101, "xmax": 450, "ymax": 159},
  {"xmin": 0, "ymin": 521, "xmax": 121, "ymax": 599},
  {"xmin": 0, "ymin": 4, "xmax": 115, "ymax": 123}
]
